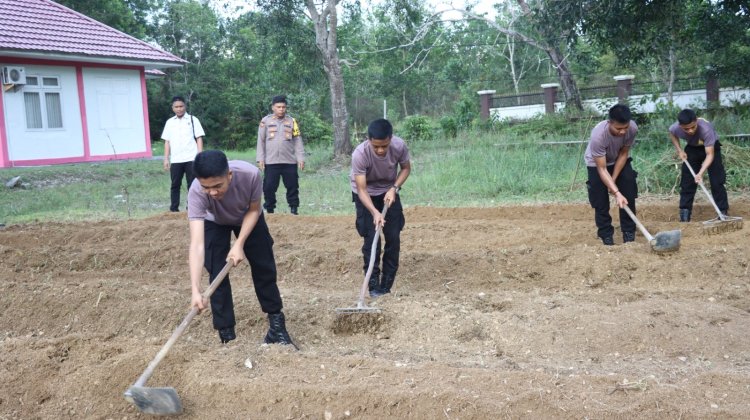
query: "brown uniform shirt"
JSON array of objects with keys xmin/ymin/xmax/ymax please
[{"xmin": 256, "ymin": 114, "xmax": 304, "ymax": 165}]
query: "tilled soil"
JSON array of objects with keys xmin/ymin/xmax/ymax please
[{"xmin": 1, "ymin": 200, "xmax": 749, "ymax": 419}]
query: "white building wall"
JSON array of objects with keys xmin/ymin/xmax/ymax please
[
  {"xmin": 82, "ymin": 67, "xmax": 146, "ymax": 156},
  {"xmin": 1, "ymin": 64, "xmax": 84, "ymax": 160}
]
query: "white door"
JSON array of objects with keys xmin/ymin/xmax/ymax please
[{"xmin": 82, "ymin": 68, "xmax": 146, "ymax": 157}]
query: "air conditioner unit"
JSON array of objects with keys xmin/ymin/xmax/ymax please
[{"xmin": 2, "ymin": 66, "xmax": 26, "ymax": 85}]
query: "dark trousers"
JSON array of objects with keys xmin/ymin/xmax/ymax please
[
  {"xmin": 203, "ymin": 215, "xmax": 282, "ymax": 330},
  {"xmin": 680, "ymin": 143, "xmax": 728, "ymax": 213},
  {"xmin": 353, "ymin": 192, "xmax": 405, "ymax": 282},
  {"xmin": 263, "ymin": 163, "xmax": 299, "ymax": 211},
  {"xmin": 169, "ymin": 161, "xmax": 195, "ymax": 212},
  {"xmin": 587, "ymin": 158, "xmax": 638, "ymax": 239}
]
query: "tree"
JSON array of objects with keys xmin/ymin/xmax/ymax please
[
  {"xmin": 691, "ymin": 0, "xmax": 750, "ymax": 86},
  {"xmin": 490, "ymin": 2, "xmax": 546, "ymax": 99},
  {"xmin": 365, "ymin": 0, "xmax": 442, "ymax": 118},
  {"xmin": 402, "ymin": 0, "xmax": 587, "ymax": 110},
  {"xmin": 513, "ymin": 0, "xmax": 586, "ymax": 109},
  {"xmin": 148, "ymin": 0, "xmax": 227, "ymax": 145},
  {"xmin": 256, "ymin": 0, "xmax": 353, "ymax": 157},
  {"xmin": 220, "ymin": 11, "xmax": 326, "ymax": 148},
  {"xmin": 56, "ymin": 0, "xmax": 157, "ymax": 38},
  {"xmin": 582, "ymin": 1, "xmax": 695, "ymax": 101},
  {"xmin": 306, "ymin": 0, "xmax": 352, "ymax": 158}
]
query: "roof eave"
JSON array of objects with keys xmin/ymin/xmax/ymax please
[{"xmin": 0, "ymin": 49, "xmax": 186, "ymax": 69}]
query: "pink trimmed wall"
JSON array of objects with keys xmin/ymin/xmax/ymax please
[
  {"xmin": 0, "ymin": 56, "xmax": 154, "ymax": 168},
  {"xmin": 0, "ymin": 86, "xmax": 8, "ymax": 167},
  {"xmin": 75, "ymin": 64, "xmax": 90, "ymax": 159},
  {"xmin": 139, "ymin": 68, "xmax": 153, "ymax": 157}
]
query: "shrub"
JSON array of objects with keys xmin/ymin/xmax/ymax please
[
  {"xmin": 400, "ymin": 115, "xmax": 435, "ymax": 142},
  {"xmin": 295, "ymin": 111, "xmax": 333, "ymax": 146},
  {"xmin": 439, "ymin": 116, "xmax": 458, "ymax": 138},
  {"xmin": 452, "ymin": 90, "xmax": 478, "ymax": 129}
]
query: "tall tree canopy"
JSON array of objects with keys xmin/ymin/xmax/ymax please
[{"xmin": 57, "ymin": 0, "xmax": 750, "ymax": 155}]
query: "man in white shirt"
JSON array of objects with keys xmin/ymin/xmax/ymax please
[{"xmin": 162, "ymin": 96, "xmax": 204, "ymax": 212}]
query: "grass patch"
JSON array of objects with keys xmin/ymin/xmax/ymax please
[{"xmin": 2, "ymin": 115, "xmax": 749, "ymax": 224}]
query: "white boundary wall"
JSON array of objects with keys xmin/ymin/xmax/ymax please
[{"xmin": 490, "ymin": 87, "xmax": 750, "ymax": 121}]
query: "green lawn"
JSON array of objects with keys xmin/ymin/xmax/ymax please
[{"xmin": 2, "ymin": 118, "xmax": 749, "ymax": 224}]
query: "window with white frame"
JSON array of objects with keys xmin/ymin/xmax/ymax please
[{"xmin": 23, "ymin": 75, "xmax": 63, "ymax": 130}]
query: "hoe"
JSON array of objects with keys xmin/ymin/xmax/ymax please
[
  {"xmin": 124, "ymin": 262, "xmax": 232, "ymax": 415},
  {"xmin": 683, "ymin": 159, "xmax": 743, "ymax": 235},
  {"xmin": 622, "ymin": 206, "xmax": 681, "ymax": 253}
]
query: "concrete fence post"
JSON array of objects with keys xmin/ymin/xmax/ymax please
[
  {"xmin": 540, "ymin": 83, "xmax": 560, "ymax": 114},
  {"xmin": 477, "ymin": 90, "xmax": 496, "ymax": 121},
  {"xmin": 614, "ymin": 75, "xmax": 635, "ymax": 103}
]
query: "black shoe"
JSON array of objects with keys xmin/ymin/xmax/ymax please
[
  {"xmin": 265, "ymin": 208, "xmax": 274, "ymax": 214},
  {"xmin": 601, "ymin": 236, "xmax": 615, "ymax": 246},
  {"xmin": 623, "ymin": 231, "xmax": 636, "ymax": 243},
  {"xmin": 264, "ymin": 312, "xmax": 297, "ymax": 349},
  {"xmin": 380, "ymin": 275, "xmax": 396, "ymax": 294},
  {"xmin": 367, "ymin": 272, "xmax": 381, "ymax": 294},
  {"xmin": 169, "ymin": 208, "xmax": 179, "ymax": 212},
  {"xmin": 369, "ymin": 289, "xmax": 386, "ymax": 298},
  {"xmin": 218, "ymin": 326, "xmax": 236, "ymax": 344},
  {"xmin": 679, "ymin": 209, "xmax": 691, "ymax": 222},
  {"xmin": 290, "ymin": 207, "xmax": 298, "ymax": 215}
]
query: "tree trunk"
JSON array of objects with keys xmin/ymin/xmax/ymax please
[
  {"xmin": 452, "ymin": 3, "xmax": 584, "ymax": 111},
  {"xmin": 402, "ymin": 90, "xmax": 408, "ymax": 118},
  {"xmin": 547, "ymin": 47, "xmax": 582, "ymax": 110},
  {"xmin": 307, "ymin": 0, "xmax": 352, "ymax": 159},
  {"xmin": 326, "ymin": 61, "xmax": 351, "ymax": 157}
]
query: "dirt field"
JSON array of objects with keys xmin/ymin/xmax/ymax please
[{"xmin": 1, "ymin": 200, "xmax": 749, "ymax": 419}]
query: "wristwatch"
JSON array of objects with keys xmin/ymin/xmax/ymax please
[{"xmin": 392, "ymin": 185, "xmax": 401, "ymax": 193}]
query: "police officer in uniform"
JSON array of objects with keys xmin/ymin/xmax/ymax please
[{"xmin": 256, "ymin": 96, "xmax": 305, "ymax": 214}]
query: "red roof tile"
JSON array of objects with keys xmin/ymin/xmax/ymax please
[{"xmin": 0, "ymin": 0, "xmax": 185, "ymax": 67}]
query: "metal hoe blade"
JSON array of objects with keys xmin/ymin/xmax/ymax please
[
  {"xmin": 124, "ymin": 386, "xmax": 182, "ymax": 416},
  {"xmin": 702, "ymin": 216, "xmax": 743, "ymax": 235},
  {"xmin": 335, "ymin": 302, "xmax": 382, "ymax": 314},
  {"xmin": 650, "ymin": 229, "xmax": 681, "ymax": 253},
  {"xmin": 622, "ymin": 206, "xmax": 680, "ymax": 253}
]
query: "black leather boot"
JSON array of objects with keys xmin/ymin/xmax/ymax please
[
  {"xmin": 380, "ymin": 275, "xmax": 395, "ymax": 294},
  {"xmin": 601, "ymin": 236, "xmax": 614, "ymax": 246},
  {"xmin": 290, "ymin": 207, "xmax": 298, "ymax": 215},
  {"xmin": 623, "ymin": 231, "xmax": 636, "ymax": 243},
  {"xmin": 264, "ymin": 312, "xmax": 297, "ymax": 349},
  {"xmin": 679, "ymin": 209, "xmax": 691, "ymax": 222},
  {"xmin": 218, "ymin": 326, "xmax": 236, "ymax": 344},
  {"xmin": 368, "ymin": 272, "xmax": 381, "ymax": 296}
]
